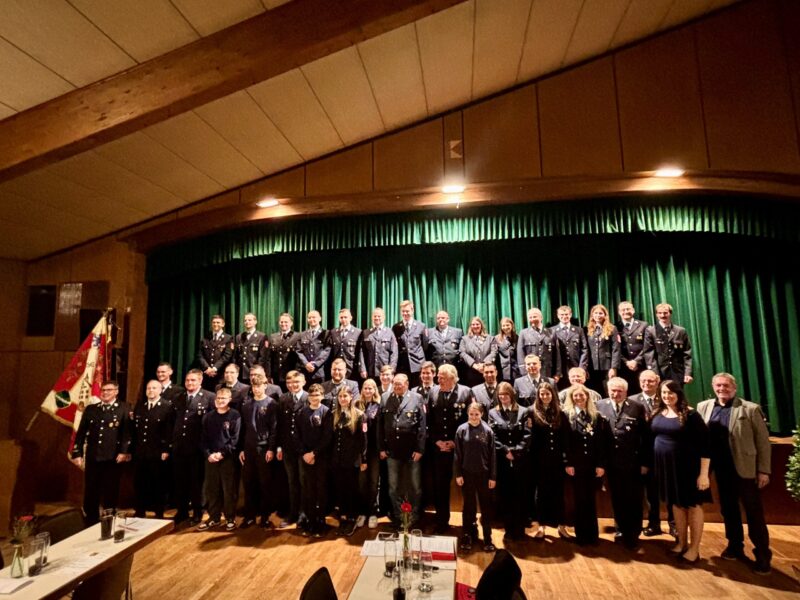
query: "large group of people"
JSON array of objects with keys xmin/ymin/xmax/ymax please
[{"xmin": 69, "ymin": 300, "xmax": 774, "ymax": 576}]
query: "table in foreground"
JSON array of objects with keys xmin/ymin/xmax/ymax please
[
  {"xmin": 0, "ymin": 518, "xmax": 173, "ymax": 599},
  {"xmin": 349, "ymin": 536, "xmax": 457, "ymax": 600}
]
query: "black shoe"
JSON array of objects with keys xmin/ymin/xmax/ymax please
[
  {"xmin": 720, "ymin": 546, "xmax": 745, "ymax": 561},
  {"xmin": 483, "ymin": 542, "xmax": 496, "ymax": 552},
  {"xmin": 459, "ymin": 534, "xmax": 472, "ymax": 552},
  {"xmin": 614, "ymin": 531, "xmax": 623, "ymax": 540},
  {"xmin": 752, "ymin": 557, "xmax": 771, "ymax": 575},
  {"xmin": 240, "ymin": 518, "xmax": 255, "ymax": 529},
  {"xmin": 174, "ymin": 512, "xmax": 189, "ymax": 523},
  {"xmin": 261, "ymin": 520, "xmax": 274, "ymax": 531},
  {"xmin": 643, "ymin": 527, "xmax": 662, "ymax": 537},
  {"xmin": 679, "ymin": 553, "xmax": 699, "ymax": 565}
]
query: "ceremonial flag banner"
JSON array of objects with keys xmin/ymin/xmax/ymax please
[{"xmin": 40, "ymin": 315, "xmax": 111, "ymax": 452}]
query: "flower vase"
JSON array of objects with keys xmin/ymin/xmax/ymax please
[
  {"xmin": 10, "ymin": 544, "xmax": 24, "ymax": 578},
  {"xmin": 402, "ymin": 528, "xmax": 410, "ymax": 566}
]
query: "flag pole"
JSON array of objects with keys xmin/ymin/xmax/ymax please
[{"xmin": 24, "ymin": 411, "xmax": 39, "ymax": 432}]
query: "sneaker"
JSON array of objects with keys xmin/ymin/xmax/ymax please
[
  {"xmin": 643, "ymin": 526, "xmax": 662, "ymax": 537},
  {"xmin": 368, "ymin": 516, "xmax": 378, "ymax": 529},
  {"xmin": 344, "ymin": 520, "xmax": 358, "ymax": 537},
  {"xmin": 240, "ymin": 518, "xmax": 255, "ymax": 529},
  {"xmin": 197, "ymin": 520, "xmax": 218, "ymax": 531},
  {"xmin": 557, "ymin": 525, "xmax": 574, "ymax": 540},
  {"xmin": 753, "ymin": 557, "xmax": 772, "ymax": 576},
  {"xmin": 355, "ymin": 515, "xmax": 366, "ymax": 528},
  {"xmin": 225, "ymin": 521, "xmax": 236, "ymax": 531},
  {"xmin": 720, "ymin": 546, "xmax": 744, "ymax": 561},
  {"xmin": 534, "ymin": 527, "xmax": 545, "ymax": 540}
]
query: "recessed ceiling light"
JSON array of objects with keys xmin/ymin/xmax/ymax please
[
  {"xmin": 442, "ymin": 184, "xmax": 465, "ymax": 194},
  {"xmin": 654, "ymin": 167, "xmax": 685, "ymax": 178},
  {"xmin": 256, "ymin": 198, "xmax": 280, "ymax": 208}
]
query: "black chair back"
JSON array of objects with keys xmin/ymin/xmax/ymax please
[
  {"xmin": 475, "ymin": 550, "xmax": 526, "ymax": 600},
  {"xmin": 299, "ymin": 566, "xmax": 337, "ymax": 600}
]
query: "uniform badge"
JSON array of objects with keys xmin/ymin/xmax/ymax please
[
  {"xmin": 362, "ymin": 421, "xmax": 368, "ymax": 433},
  {"xmin": 229, "ymin": 342, "xmax": 235, "ymax": 350},
  {"xmin": 406, "ymin": 411, "xmax": 413, "ymax": 418},
  {"xmin": 251, "ymin": 345, "xmax": 258, "ymax": 351},
  {"xmin": 312, "ymin": 415, "xmax": 322, "ymax": 426},
  {"xmin": 224, "ymin": 421, "xmax": 230, "ymax": 430},
  {"xmin": 625, "ymin": 425, "xmax": 631, "ymax": 431}
]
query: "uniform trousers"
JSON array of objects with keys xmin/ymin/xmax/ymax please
[
  {"xmin": 205, "ymin": 457, "xmax": 236, "ymax": 522},
  {"xmin": 84, "ymin": 460, "xmax": 122, "ymax": 525},
  {"xmin": 358, "ymin": 451, "xmax": 380, "ymax": 516},
  {"xmin": 134, "ymin": 457, "xmax": 168, "ymax": 518},
  {"xmin": 570, "ymin": 467, "xmax": 600, "ymax": 545},
  {"xmin": 173, "ymin": 452, "xmax": 205, "ymax": 519},
  {"xmin": 300, "ymin": 457, "xmax": 328, "ymax": 528},
  {"xmin": 606, "ymin": 466, "xmax": 643, "ymax": 543},
  {"xmin": 386, "ymin": 457, "xmax": 422, "ymax": 523},
  {"xmin": 714, "ymin": 463, "xmax": 771, "ymax": 560},
  {"xmin": 496, "ymin": 458, "xmax": 527, "ymax": 537},
  {"xmin": 531, "ymin": 460, "xmax": 564, "ymax": 527},
  {"xmin": 461, "ymin": 470, "xmax": 494, "ymax": 541},
  {"xmin": 433, "ymin": 448, "xmax": 455, "ymax": 527},
  {"xmin": 333, "ymin": 465, "xmax": 360, "ymax": 518},
  {"xmin": 281, "ymin": 452, "xmax": 303, "ymax": 522},
  {"xmin": 242, "ymin": 449, "xmax": 273, "ymax": 521}
]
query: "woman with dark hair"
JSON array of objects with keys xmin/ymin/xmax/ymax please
[
  {"xmin": 331, "ymin": 387, "xmax": 366, "ymax": 536},
  {"xmin": 460, "ymin": 316, "xmax": 498, "ymax": 388},
  {"xmin": 488, "ymin": 382, "xmax": 530, "ymax": 541},
  {"xmin": 651, "ymin": 380, "xmax": 711, "ymax": 563},
  {"xmin": 495, "ymin": 317, "xmax": 518, "ymax": 382},
  {"xmin": 529, "ymin": 381, "xmax": 570, "ymax": 539},
  {"xmin": 584, "ymin": 304, "xmax": 620, "ymax": 396},
  {"xmin": 563, "ymin": 383, "xmax": 610, "ymax": 545}
]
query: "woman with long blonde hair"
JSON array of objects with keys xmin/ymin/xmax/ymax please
[
  {"xmin": 585, "ymin": 304, "xmax": 620, "ymax": 396},
  {"xmin": 357, "ymin": 379, "xmax": 382, "ymax": 529},
  {"xmin": 331, "ymin": 387, "xmax": 366, "ymax": 536}
]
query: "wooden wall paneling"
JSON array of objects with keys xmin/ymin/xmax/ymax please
[
  {"xmin": 695, "ymin": 0, "xmax": 800, "ymax": 173},
  {"xmin": 194, "ymin": 91, "xmax": 303, "ymax": 175},
  {"xmin": 0, "ymin": 259, "xmax": 26, "ymax": 351},
  {"xmin": 416, "ymin": 1, "xmax": 475, "ymax": 114},
  {"xmin": 68, "ymin": 0, "xmax": 199, "ymax": 62},
  {"xmin": 306, "ymin": 144, "xmax": 373, "ymax": 196},
  {"xmin": 660, "ymin": 0, "xmax": 716, "ymax": 30},
  {"xmin": 0, "ymin": 104, "xmax": 14, "ymax": 120},
  {"xmin": 357, "ymin": 24, "xmax": 429, "ymax": 130},
  {"xmin": 0, "ymin": 357, "xmax": 20, "ymax": 437},
  {"xmin": 615, "ymin": 28, "xmax": 708, "ymax": 172},
  {"xmin": 302, "ymin": 47, "xmax": 386, "ymax": 145},
  {"xmin": 241, "ymin": 167, "xmax": 306, "ymax": 205},
  {"xmin": 178, "ymin": 191, "xmax": 240, "ymax": 219},
  {"xmin": 538, "ymin": 58, "xmax": 623, "ymax": 176},
  {"xmin": 561, "ymin": 0, "xmax": 630, "ymax": 66},
  {"xmin": 463, "ymin": 85, "xmax": 540, "ymax": 182},
  {"xmin": 472, "ymin": 0, "xmax": 532, "ymax": 98},
  {"xmin": 374, "ymin": 119, "xmax": 444, "ymax": 191},
  {"xmin": 125, "ymin": 250, "xmax": 149, "ymax": 405},
  {"xmin": 443, "ymin": 113, "xmax": 464, "ymax": 183},
  {"xmin": 0, "ymin": 37, "xmax": 74, "ymax": 110},
  {"xmin": 610, "ymin": 0, "xmax": 675, "ymax": 48},
  {"xmin": 94, "ymin": 132, "xmax": 225, "ymax": 202},
  {"xmin": 0, "ymin": 220, "xmax": 82, "ymax": 261},
  {"xmin": 777, "ymin": 0, "xmax": 800, "ymax": 148},
  {"xmin": 0, "ymin": 189, "xmax": 99, "ymax": 244},
  {"xmin": 517, "ymin": 0, "xmax": 582, "ymax": 81}
]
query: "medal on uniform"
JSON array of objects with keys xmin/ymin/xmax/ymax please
[
  {"xmin": 224, "ymin": 421, "xmax": 230, "ymax": 430},
  {"xmin": 406, "ymin": 411, "xmax": 413, "ymax": 418}
]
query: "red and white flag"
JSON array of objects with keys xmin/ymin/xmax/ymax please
[{"xmin": 40, "ymin": 315, "xmax": 111, "ymax": 451}]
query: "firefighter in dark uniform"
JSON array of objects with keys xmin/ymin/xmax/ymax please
[
  {"xmin": 71, "ymin": 381, "xmax": 131, "ymax": 525},
  {"xmin": 198, "ymin": 314, "xmax": 234, "ymax": 391},
  {"xmin": 585, "ymin": 304, "xmax": 621, "ymax": 397},
  {"xmin": 392, "ymin": 300, "xmax": 428, "ymax": 388},
  {"xmin": 425, "ymin": 311, "xmax": 463, "ymax": 369},
  {"xmin": 275, "ymin": 371, "xmax": 307, "ymax": 528},
  {"xmin": 239, "ymin": 373, "xmax": 278, "ymax": 529},
  {"xmin": 235, "ymin": 312, "xmax": 270, "ymax": 384},
  {"xmin": 296, "ymin": 310, "xmax": 331, "ymax": 385},
  {"xmin": 216, "ymin": 363, "xmax": 252, "ymax": 414},
  {"xmin": 326, "ymin": 308, "xmax": 362, "ymax": 379},
  {"xmin": 133, "ymin": 380, "xmax": 175, "ymax": 519},
  {"xmin": 172, "ymin": 369, "xmax": 215, "ymax": 524},
  {"xmin": 554, "ymin": 305, "xmax": 588, "ymax": 390},
  {"xmin": 517, "ymin": 307, "xmax": 561, "ymax": 381},
  {"xmin": 358, "ymin": 307, "xmax": 398, "ymax": 379},
  {"xmin": 427, "ymin": 364, "xmax": 473, "ymax": 533},
  {"xmin": 268, "ymin": 313, "xmax": 300, "ymax": 391},
  {"xmin": 377, "ymin": 374, "xmax": 426, "ymax": 526},
  {"xmin": 616, "ymin": 301, "xmax": 649, "ymax": 394},
  {"xmin": 643, "ymin": 302, "xmax": 693, "ymax": 388},
  {"xmin": 321, "ymin": 358, "xmax": 360, "ymax": 410},
  {"xmin": 155, "ymin": 362, "xmax": 184, "ymax": 404},
  {"xmin": 415, "ymin": 361, "xmax": 437, "ymax": 511},
  {"xmin": 596, "ymin": 377, "xmax": 649, "ymax": 549}
]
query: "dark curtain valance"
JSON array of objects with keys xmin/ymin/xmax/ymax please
[{"xmin": 146, "ymin": 196, "xmax": 800, "ymax": 282}]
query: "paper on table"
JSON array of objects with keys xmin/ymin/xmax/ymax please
[
  {"xmin": 361, "ymin": 536, "xmax": 456, "ymax": 557},
  {"xmin": 61, "ymin": 550, "xmax": 113, "ymax": 572},
  {"xmin": 0, "ymin": 578, "xmax": 34, "ymax": 594}
]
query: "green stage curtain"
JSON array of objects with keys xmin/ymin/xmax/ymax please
[{"xmin": 146, "ymin": 220, "xmax": 800, "ymax": 433}]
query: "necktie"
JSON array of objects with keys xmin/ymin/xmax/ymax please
[
  {"xmin": 405, "ymin": 322, "xmax": 410, "ymax": 332},
  {"xmin": 615, "ymin": 403, "xmax": 622, "ymax": 416},
  {"xmin": 625, "ymin": 322, "xmax": 631, "ymax": 330},
  {"xmin": 487, "ymin": 386, "xmax": 495, "ymax": 397},
  {"xmin": 283, "ymin": 332, "xmax": 290, "ymax": 340},
  {"xmin": 188, "ymin": 395, "xmax": 194, "ymax": 405}
]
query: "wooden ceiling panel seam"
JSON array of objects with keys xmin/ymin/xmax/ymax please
[
  {"xmin": 513, "ymin": 0, "xmax": 535, "ymax": 84},
  {"xmin": 469, "ymin": 0, "xmax": 477, "ymax": 100},
  {"xmin": 242, "ymin": 88, "xmax": 305, "ymax": 161},
  {"xmin": 559, "ymin": 0, "xmax": 586, "ymax": 68},
  {"xmin": 0, "ymin": 34, "xmax": 77, "ymax": 95},
  {"xmin": 62, "ymin": 0, "xmax": 140, "ymax": 65},
  {"xmin": 190, "ymin": 108, "xmax": 269, "ymax": 177},
  {"xmin": 605, "ymin": 0, "xmax": 635, "ymax": 52},
  {"xmin": 355, "ymin": 44, "xmax": 389, "ymax": 131},
  {"xmin": 413, "ymin": 23, "xmax": 431, "ymax": 116},
  {"xmin": 166, "ymin": 0, "xmax": 203, "ymax": 37},
  {"xmin": 297, "ymin": 67, "xmax": 346, "ymax": 147}
]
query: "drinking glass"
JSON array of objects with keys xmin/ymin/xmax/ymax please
[
  {"xmin": 418, "ymin": 551, "xmax": 434, "ymax": 593},
  {"xmin": 410, "ymin": 528, "xmax": 422, "ymax": 570},
  {"xmin": 25, "ymin": 538, "xmax": 45, "ymax": 576},
  {"xmin": 384, "ymin": 539, "xmax": 398, "ymax": 578},
  {"xmin": 114, "ymin": 510, "xmax": 128, "ymax": 542},
  {"xmin": 100, "ymin": 508, "xmax": 115, "ymax": 540},
  {"xmin": 34, "ymin": 532, "xmax": 50, "ymax": 566}
]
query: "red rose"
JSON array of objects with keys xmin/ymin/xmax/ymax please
[
  {"xmin": 20, "ymin": 515, "xmax": 34, "ymax": 522},
  {"xmin": 400, "ymin": 501, "xmax": 412, "ymax": 514}
]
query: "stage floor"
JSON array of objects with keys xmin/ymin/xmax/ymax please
[{"xmin": 125, "ymin": 513, "xmax": 800, "ymax": 600}]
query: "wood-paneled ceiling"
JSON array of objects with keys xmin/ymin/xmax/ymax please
[{"xmin": 0, "ymin": 0, "xmax": 736, "ymax": 260}]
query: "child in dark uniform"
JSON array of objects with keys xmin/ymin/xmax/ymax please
[
  {"xmin": 295, "ymin": 384, "xmax": 333, "ymax": 537},
  {"xmin": 455, "ymin": 402, "xmax": 497, "ymax": 552},
  {"xmin": 198, "ymin": 387, "xmax": 241, "ymax": 531}
]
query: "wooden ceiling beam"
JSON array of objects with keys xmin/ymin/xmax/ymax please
[{"xmin": 0, "ymin": 0, "xmax": 466, "ymax": 183}]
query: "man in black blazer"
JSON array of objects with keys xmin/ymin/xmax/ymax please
[
  {"xmin": 216, "ymin": 363, "xmax": 252, "ymax": 414},
  {"xmin": 471, "ymin": 362, "xmax": 499, "ymax": 412},
  {"xmin": 392, "ymin": 299, "xmax": 427, "ymax": 388},
  {"xmin": 517, "ymin": 307, "xmax": 561, "ymax": 381},
  {"xmin": 326, "ymin": 308, "xmax": 362, "ymax": 379},
  {"xmin": 425, "ymin": 311, "xmax": 463, "ymax": 369},
  {"xmin": 133, "ymin": 380, "xmax": 175, "ymax": 519},
  {"xmin": 554, "ymin": 305, "xmax": 588, "ymax": 390},
  {"xmin": 643, "ymin": 303, "xmax": 693, "ymax": 388},
  {"xmin": 596, "ymin": 377, "xmax": 649, "ymax": 549},
  {"xmin": 513, "ymin": 354, "xmax": 555, "ymax": 407},
  {"xmin": 235, "ymin": 312, "xmax": 270, "ymax": 384},
  {"xmin": 295, "ymin": 310, "xmax": 331, "ymax": 385},
  {"xmin": 268, "ymin": 313, "xmax": 300, "ymax": 390},
  {"xmin": 616, "ymin": 301, "xmax": 649, "ymax": 394},
  {"xmin": 155, "ymin": 362, "xmax": 184, "ymax": 404},
  {"xmin": 198, "ymin": 314, "xmax": 234, "ymax": 391},
  {"xmin": 321, "ymin": 358, "xmax": 360, "ymax": 410}
]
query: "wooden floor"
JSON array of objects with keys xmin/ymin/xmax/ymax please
[{"xmin": 125, "ymin": 513, "xmax": 800, "ymax": 600}]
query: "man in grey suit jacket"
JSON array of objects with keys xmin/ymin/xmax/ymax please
[
  {"xmin": 321, "ymin": 358, "xmax": 360, "ymax": 410},
  {"xmin": 697, "ymin": 372, "xmax": 772, "ymax": 575},
  {"xmin": 513, "ymin": 354, "xmax": 555, "ymax": 407},
  {"xmin": 471, "ymin": 363, "xmax": 499, "ymax": 411},
  {"xmin": 392, "ymin": 300, "xmax": 427, "ymax": 388},
  {"xmin": 425, "ymin": 311, "xmax": 463, "ymax": 368}
]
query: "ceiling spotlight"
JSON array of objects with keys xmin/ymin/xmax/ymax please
[
  {"xmin": 256, "ymin": 198, "xmax": 280, "ymax": 208},
  {"xmin": 654, "ymin": 167, "xmax": 685, "ymax": 178},
  {"xmin": 442, "ymin": 184, "xmax": 465, "ymax": 194}
]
